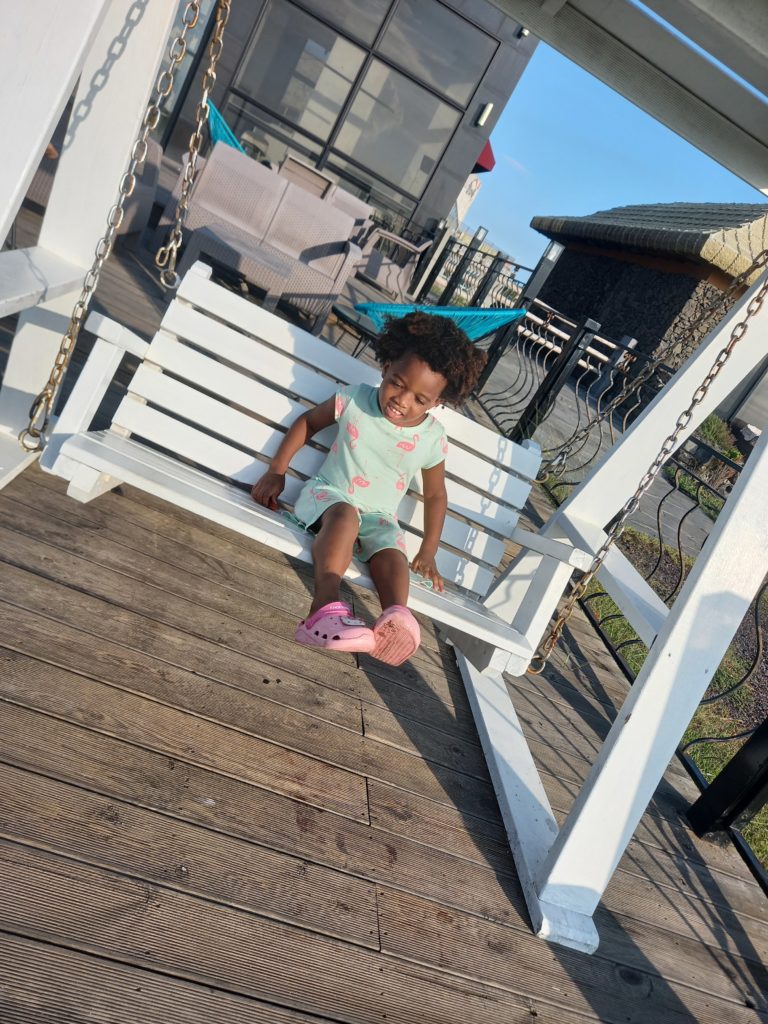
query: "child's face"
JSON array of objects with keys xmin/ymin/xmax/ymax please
[{"xmin": 379, "ymin": 355, "xmax": 447, "ymax": 427}]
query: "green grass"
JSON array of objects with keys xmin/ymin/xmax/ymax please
[
  {"xmin": 662, "ymin": 466, "xmax": 725, "ymax": 520},
  {"xmin": 695, "ymin": 412, "xmax": 736, "ymax": 452}
]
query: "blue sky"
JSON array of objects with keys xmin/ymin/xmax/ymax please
[{"xmin": 466, "ymin": 44, "xmax": 765, "ymax": 270}]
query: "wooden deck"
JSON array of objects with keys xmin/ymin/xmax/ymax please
[{"xmin": 1, "ymin": 203, "xmax": 768, "ymax": 1023}]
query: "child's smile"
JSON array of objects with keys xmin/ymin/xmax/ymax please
[{"xmin": 378, "ymin": 355, "xmax": 447, "ymax": 428}]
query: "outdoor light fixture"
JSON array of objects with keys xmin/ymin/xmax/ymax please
[
  {"xmin": 517, "ymin": 26, "xmax": 530, "ymax": 39},
  {"xmin": 475, "ymin": 102, "xmax": 494, "ymax": 127}
]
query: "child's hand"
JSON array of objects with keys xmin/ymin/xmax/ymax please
[
  {"xmin": 251, "ymin": 470, "xmax": 285, "ymax": 511},
  {"xmin": 411, "ymin": 551, "xmax": 444, "ymax": 592}
]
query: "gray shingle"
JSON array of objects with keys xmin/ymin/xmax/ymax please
[{"xmin": 531, "ymin": 202, "xmax": 768, "ymax": 282}]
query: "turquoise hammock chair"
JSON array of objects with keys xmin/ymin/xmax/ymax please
[
  {"xmin": 207, "ymin": 101, "xmax": 246, "ymax": 153},
  {"xmin": 353, "ymin": 303, "xmax": 526, "ymax": 342}
]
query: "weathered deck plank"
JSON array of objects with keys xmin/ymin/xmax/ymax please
[
  {"xmin": 1, "ymin": 933, "xmax": 328, "ymax": 1024},
  {"xmin": 0, "ymin": 763, "xmax": 379, "ymax": 947}
]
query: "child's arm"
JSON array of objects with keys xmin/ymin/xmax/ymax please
[
  {"xmin": 411, "ymin": 461, "xmax": 448, "ymax": 592},
  {"xmin": 251, "ymin": 396, "xmax": 336, "ymax": 510}
]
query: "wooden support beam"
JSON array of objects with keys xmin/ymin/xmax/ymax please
[{"xmin": 0, "ymin": 0, "xmax": 110, "ymax": 245}]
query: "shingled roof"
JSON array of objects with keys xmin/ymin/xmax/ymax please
[{"xmin": 531, "ymin": 203, "xmax": 768, "ymax": 283}]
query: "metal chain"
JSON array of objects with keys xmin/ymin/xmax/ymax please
[
  {"xmin": 155, "ymin": 0, "xmax": 231, "ymax": 290},
  {"xmin": 528, "ymin": 264, "xmax": 768, "ymax": 675},
  {"xmin": 539, "ymin": 249, "xmax": 768, "ymax": 482},
  {"xmin": 18, "ymin": 1, "xmax": 210, "ymax": 454}
]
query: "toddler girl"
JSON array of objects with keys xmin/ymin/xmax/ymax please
[{"xmin": 252, "ymin": 312, "xmax": 485, "ymax": 666}]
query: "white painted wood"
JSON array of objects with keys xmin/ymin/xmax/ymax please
[
  {"xmin": 0, "ymin": 0, "xmax": 179, "ymax": 455},
  {"xmin": 39, "ymin": 338, "xmax": 133, "ymax": 474},
  {"xmin": 66, "ymin": 464, "xmax": 121, "ymax": 503},
  {"xmin": 0, "ymin": 432, "xmax": 40, "ymax": 491},
  {"xmin": 556, "ymin": 515, "xmax": 669, "ymax": 644},
  {"xmin": 484, "ymin": 550, "xmax": 575, "ymax": 650},
  {"xmin": 0, "ymin": 0, "xmax": 110, "ymax": 244},
  {"xmin": 53, "ymin": 429, "xmax": 533, "ymax": 665},
  {"xmin": 84, "ymin": 314, "xmax": 150, "ymax": 358},
  {"xmin": 509, "ymin": 526, "xmax": 592, "ymax": 570},
  {"xmin": 537, "ymin": 424, "xmax": 768, "ymax": 917},
  {"xmin": 455, "ymin": 649, "xmax": 599, "ymax": 952},
  {"xmin": 0, "ymin": 248, "xmax": 86, "ymax": 319},
  {"xmin": 481, "ymin": 269, "xmax": 768, "ymax": 657}
]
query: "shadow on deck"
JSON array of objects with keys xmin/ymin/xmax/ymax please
[{"xmin": 1, "ymin": 205, "xmax": 767, "ymax": 1024}]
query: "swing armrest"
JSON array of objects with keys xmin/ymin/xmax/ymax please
[
  {"xmin": 39, "ymin": 315, "xmax": 149, "ymax": 475},
  {"xmin": 84, "ymin": 313, "xmax": 151, "ymax": 358},
  {"xmin": 510, "ymin": 526, "xmax": 592, "ymax": 570}
]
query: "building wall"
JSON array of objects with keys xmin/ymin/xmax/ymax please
[
  {"xmin": 537, "ymin": 248, "xmax": 739, "ymax": 366},
  {"xmin": 166, "ymin": 0, "xmax": 535, "ymax": 234}
]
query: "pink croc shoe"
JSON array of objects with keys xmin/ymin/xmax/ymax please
[
  {"xmin": 295, "ymin": 601, "xmax": 375, "ymax": 653},
  {"xmin": 371, "ymin": 605, "xmax": 421, "ymax": 666}
]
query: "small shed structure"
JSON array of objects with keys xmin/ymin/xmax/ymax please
[{"xmin": 531, "ymin": 202, "xmax": 768, "ymax": 362}]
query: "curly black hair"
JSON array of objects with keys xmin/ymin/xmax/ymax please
[{"xmin": 372, "ymin": 312, "xmax": 487, "ymax": 407}]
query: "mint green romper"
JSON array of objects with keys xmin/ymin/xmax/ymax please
[{"xmin": 293, "ymin": 382, "xmax": 448, "ymax": 562}]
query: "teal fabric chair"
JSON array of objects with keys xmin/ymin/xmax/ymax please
[{"xmin": 353, "ymin": 303, "xmax": 525, "ymax": 341}]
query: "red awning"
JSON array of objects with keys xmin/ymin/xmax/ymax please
[{"xmin": 473, "ymin": 140, "xmax": 496, "ymax": 174}]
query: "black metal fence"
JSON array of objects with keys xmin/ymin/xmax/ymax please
[
  {"xmin": 414, "ymin": 236, "xmax": 531, "ymax": 309},
  {"xmin": 475, "ymin": 299, "xmax": 671, "ymax": 452}
]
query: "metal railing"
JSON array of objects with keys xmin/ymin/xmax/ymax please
[
  {"xmin": 476, "ymin": 299, "xmax": 666, "ymax": 449},
  {"xmin": 415, "ymin": 236, "xmax": 531, "ymax": 308}
]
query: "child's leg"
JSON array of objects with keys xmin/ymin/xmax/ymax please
[
  {"xmin": 310, "ymin": 502, "xmax": 360, "ymax": 613},
  {"xmin": 368, "ymin": 548, "xmax": 410, "ymax": 608},
  {"xmin": 367, "ymin": 540, "xmax": 420, "ymax": 667}
]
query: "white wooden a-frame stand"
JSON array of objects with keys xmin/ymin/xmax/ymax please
[
  {"xmin": 450, "ymin": 273, "xmax": 768, "ymax": 952},
  {"xmin": 0, "ymin": 0, "xmax": 178, "ymax": 487}
]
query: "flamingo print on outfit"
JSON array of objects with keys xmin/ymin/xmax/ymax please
[
  {"xmin": 346, "ymin": 422, "xmax": 360, "ymax": 449},
  {"xmin": 396, "ymin": 434, "xmax": 419, "ymax": 452},
  {"xmin": 347, "ymin": 476, "xmax": 370, "ymax": 496}
]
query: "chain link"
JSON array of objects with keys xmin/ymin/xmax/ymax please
[
  {"xmin": 155, "ymin": 0, "xmax": 231, "ymax": 290},
  {"xmin": 17, "ymin": 1, "xmax": 213, "ymax": 454},
  {"xmin": 539, "ymin": 249, "xmax": 768, "ymax": 483},
  {"xmin": 528, "ymin": 259, "xmax": 768, "ymax": 675}
]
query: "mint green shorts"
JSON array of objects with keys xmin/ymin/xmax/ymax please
[{"xmin": 293, "ymin": 480, "xmax": 408, "ymax": 563}]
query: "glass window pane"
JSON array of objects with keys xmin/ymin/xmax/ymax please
[
  {"xmin": 334, "ymin": 61, "xmax": 459, "ymax": 197},
  {"xmin": 297, "ymin": 0, "xmax": 390, "ymax": 45},
  {"xmin": 234, "ymin": 0, "xmax": 365, "ymax": 141},
  {"xmin": 379, "ymin": 0, "xmax": 496, "ymax": 105},
  {"xmin": 324, "ymin": 155, "xmax": 417, "ymax": 234},
  {"xmin": 220, "ymin": 95, "xmax": 323, "ymax": 166}
]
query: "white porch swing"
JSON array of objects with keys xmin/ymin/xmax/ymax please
[{"xmin": 1, "ymin": 0, "xmax": 767, "ymax": 955}]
